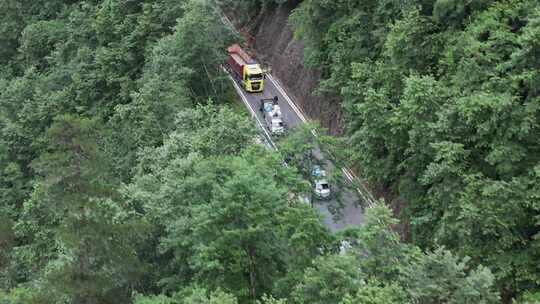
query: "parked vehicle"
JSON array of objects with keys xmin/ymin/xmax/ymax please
[
  {"xmin": 226, "ymin": 44, "xmax": 265, "ymax": 92},
  {"xmin": 260, "ymin": 96, "xmax": 285, "ymax": 135},
  {"xmin": 312, "ymin": 165, "xmax": 331, "ymax": 199}
]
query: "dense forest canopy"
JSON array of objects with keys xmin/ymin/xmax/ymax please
[
  {"xmin": 0, "ymin": 0, "xmax": 538, "ymax": 303},
  {"xmin": 225, "ymin": 0, "xmax": 539, "ymax": 302},
  {"xmin": 286, "ymin": 0, "xmax": 540, "ymax": 301}
]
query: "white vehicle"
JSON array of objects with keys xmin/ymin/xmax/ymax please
[
  {"xmin": 315, "ymin": 178, "xmax": 331, "ymax": 199},
  {"xmin": 260, "ymin": 97, "xmax": 285, "ymax": 135},
  {"xmin": 339, "ymin": 240, "xmax": 352, "ymax": 256},
  {"xmin": 312, "ymin": 165, "xmax": 331, "ymax": 199},
  {"xmin": 266, "ymin": 114, "xmax": 284, "ymax": 135}
]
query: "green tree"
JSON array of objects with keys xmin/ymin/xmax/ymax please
[
  {"xmin": 13, "ymin": 115, "xmax": 148, "ymax": 303},
  {"xmin": 352, "ymin": 202, "xmax": 419, "ymax": 283},
  {"xmin": 125, "ymin": 105, "xmax": 331, "ymax": 302},
  {"xmin": 308, "ymin": 0, "xmax": 540, "ymax": 299},
  {"xmin": 128, "ymin": 146, "xmax": 330, "ymax": 301},
  {"xmin": 161, "ymin": 0, "xmax": 235, "ymax": 100},
  {"xmin": 134, "ymin": 287, "xmax": 238, "ymax": 304},
  {"xmin": 19, "ymin": 20, "xmax": 68, "ymax": 70},
  {"xmin": 402, "ymin": 248, "xmax": 499, "ymax": 304},
  {"xmin": 292, "ymin": 255, "xmax": 360, "ymax": 304},
  {"xmin": 0, "ymin": 287, "xmax": 37, "ymax": 304},
  {"xmin": 340, "ymin": 283, "xmax": 408, "ymax": 304},
  {"xmin": 108, "ymin": 0, "xmax": 237, "ymax": 177}
]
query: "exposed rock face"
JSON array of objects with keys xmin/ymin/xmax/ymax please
[
  {"xmin": 226, "ymin": 2, "xmax": 406, "ymax": 236},
  {"xmin": 246, "ymin": 2, "xmax": 344, "ymax": 135}
]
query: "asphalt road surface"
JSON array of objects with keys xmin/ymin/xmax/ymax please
[{"xmin": 229, "ymin": 72, "xmax": 365, "ymax": 232}]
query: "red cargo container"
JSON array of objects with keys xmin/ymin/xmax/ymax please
[
  {"xmin": 227, "ymin": 44, "xmax": 255, "ymax": 79},
  {"xmin": 226, "ymin": 44, "xmax": 264, "ymax": 92}
]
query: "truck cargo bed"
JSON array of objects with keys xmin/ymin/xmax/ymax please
[{"xmin": 230, "ymin": 53, "xmax": 247, "ymax": 66}]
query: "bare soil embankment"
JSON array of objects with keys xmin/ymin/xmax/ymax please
[
  {"xmin": 225, "ymin": 2, "xmax": 409, "ymax": 239},
  {"xmin": 234, "ymin": 2, "xmax": 344, "ymax": 135}
]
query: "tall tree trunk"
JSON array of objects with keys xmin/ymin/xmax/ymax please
[{"xmin": 247, "ymin": 246, "xmax": 257, "ymax": 299}]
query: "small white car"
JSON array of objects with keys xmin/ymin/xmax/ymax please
[
  {"xmin": 314, "ymin": 179, "xmax": 331, "ymax": 199},
  {"xmin": 312, "ymin": 165, "xmax": 331, "ymax": 199}
]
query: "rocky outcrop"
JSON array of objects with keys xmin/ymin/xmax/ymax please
[{"xmin": 244, "ymin": 2, "xmax": 344, "ymax": 135}]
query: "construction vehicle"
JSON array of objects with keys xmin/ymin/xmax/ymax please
[
  {"xmin": 226, "ymin": 44, "xmax": 265, "ymax": 93},
  {"xmin": 260, "ymin": 96, "xmax": 284, "ymax": 135}
]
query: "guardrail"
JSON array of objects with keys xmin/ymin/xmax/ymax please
[
  {"xmin": 266, "ymin": 75, "xmax": 376, "ymax": 207},
  {"xmin": 223, "ymin": 68, "xmax": 277, "ymax": 151},
  {"xmin": 220, "ymin": 10, "xmax": 376, "ymax": 208}
]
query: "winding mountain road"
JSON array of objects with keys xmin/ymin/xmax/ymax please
[{"xmin": 227, "ymin": 71, "xmax": 366, "ymax": 232}]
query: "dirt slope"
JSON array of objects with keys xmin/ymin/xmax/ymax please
[
  {"xmin": 225, "ymin": 2, "xmax": 407, "ymax": 238},
  {"xmin": 243, "ymin": 2, "xmax": 344, "ymax": 135}
]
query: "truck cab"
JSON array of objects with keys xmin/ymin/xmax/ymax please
[
  {"xmin": 227, "ymin": 44, "xmax": 265, "ymax": 93},
  {"xmin": 244, "ymin": 64, "xmax": 264, "ymax": 92}
]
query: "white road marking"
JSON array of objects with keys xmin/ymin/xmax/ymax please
[
  {"xmin": 220, "ymin": 9, "xmax": 376, "ymax": 208},
  {"xmin": 267, "ymin": 75, "xmax": 308, "ymax": 123},
  {"xmin": 220, "ymin": 10, "xmax": 372, "ymax": 223},
  {"xmin": 226, "ymin": 72, "xmax": 277, "ymax": 151},
  {"xmin": 268, "ymin": 73, "xmax": 376, "ymax": 207},
  {"xmin": 220, "ymin": 13, "xmax": 239, "ymax": 36}
]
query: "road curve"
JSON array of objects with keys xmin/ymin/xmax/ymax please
[{"xmin": 229, "ymin": 72, "xmax": 365, "ymax": 232}]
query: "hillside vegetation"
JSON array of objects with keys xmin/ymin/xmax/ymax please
[
  {"xmin": 227, "ymin": 0, "xmax": 540, "ymax": 302},
  {"xmin": 0, "ymin": 0, "xmax": 538, "ymax": 303}
]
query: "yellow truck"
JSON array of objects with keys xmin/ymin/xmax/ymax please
[{"xmin": 226, "ymin": 44, "xmax": 264, "ymax": 93}]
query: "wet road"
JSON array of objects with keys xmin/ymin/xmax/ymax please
[{"xmin": 229, "ymin": 72, "xmax": 365, "ymax": 232}]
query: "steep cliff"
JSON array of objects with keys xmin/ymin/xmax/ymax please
[
  {"xmin": 240, "ymin": 2, "xmax": 344, "ymax": 135},
  {"xmin": 226, "ymin": 2, "xmax": 404, "ymax": 213}
]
